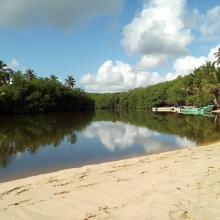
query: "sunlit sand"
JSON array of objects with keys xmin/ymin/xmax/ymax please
[{"xmin": 0, "ymin": 142, "xmax": 220, "ymax": 219}]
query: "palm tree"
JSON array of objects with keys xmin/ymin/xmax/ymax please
[
  {"xmin": 210, "ymin": 51, "xmax": 220, "ymax": 107},
  {"xmin": 211, "ymin": 68, "xmax": 220, "ymax": 107},
  {"xmin": 0, "ymin": 61, "xmax": 13, "ymax": 86},
  {"xmin": 50, "ymin": 74, "xmax": 58, "ymax": 81},
  {"xmin": 214, "ymin": 47, "xmax": 220, "ymax": 66},
  {"xmin": 65, "ymin": 76, "xmax": 76, "ymax": 88},
  {"xmin": 12, "ymin": 71, "xmax": 25, "ymax": 84},
  {"xmin": 24, "ymin": 69, "xmax": 35, "ymax": 80},
  {"xmin": 0, "ymin": 61, "xmax": 7, "ymax": 70},
  {"xmin": 185, "ymin": 63, "xmax": 220, "ymax": 107}
]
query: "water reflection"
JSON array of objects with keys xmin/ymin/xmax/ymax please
[
  {"xmin": 94, "ymin": 110, "xmax": 220, "ymax": 145},
  {"xmin": 84, "ymin": 121, "xmax": 196, "ymax": 153},
  {"xmin": 84, "ymin": 122, "xmax": 154, "ymax": 151},
  {"xmin": 0, "ymin": 109, "xmax": 220, "ymax": 181},
  {"xmin": 0, "ymin": 111, "xmax": 94, "ymax": 167}
]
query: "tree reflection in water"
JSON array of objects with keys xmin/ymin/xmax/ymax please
[
  {"xmin": 94, "ymin": 109, "xmax": 220, "ymax": 146},
  {"xmin": 0, "ymin": 111, "xmax": 94, "ymax": 167},
  {"xmin": 0, "ymin": 109, "xmax": 220, "ymax": 168}
]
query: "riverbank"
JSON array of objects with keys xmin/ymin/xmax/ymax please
[{"xmin": 0, "ymin": 143, "xmax": 220, "ymax": 220}]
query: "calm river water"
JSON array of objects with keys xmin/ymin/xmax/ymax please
[{"xmin": 0, "ymin": 110, "xmax": 220, "ymax": 182}]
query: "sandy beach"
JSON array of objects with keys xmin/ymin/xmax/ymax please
[{"xmin": 0, "ymin": 143, "xmax": 220, "ymax": 220}]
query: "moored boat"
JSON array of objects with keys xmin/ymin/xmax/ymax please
[
  {"xmin": 152, "ymin": 107, "xmax": 179, "ymax": 113},
  {"xmin": 179, "ymin": 105, "xmax": 214, "ymax": 115}
]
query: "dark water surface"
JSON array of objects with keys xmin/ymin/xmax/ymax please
[{"xmin": 1, "ymin": 110, "xmax": 220, "ymax": 182}]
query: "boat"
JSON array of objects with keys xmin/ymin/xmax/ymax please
[
  {"xmin": 152, "ymin": 107, "xmax": 179, "ymax": 113},
  {"xmin": 179, "ymin": 105, "xmax": 214, "ymax": 115},
  {"xmin": 180, "ymin": 111, "xmax": 215, "ymax": 117}
]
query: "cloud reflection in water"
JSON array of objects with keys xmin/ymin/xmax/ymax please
[{"xmin": 84, "ymin": 121, "xmax": 196, "ymax": 153}]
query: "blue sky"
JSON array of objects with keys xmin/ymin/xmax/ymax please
[{"xmin": 0, "ymin": 0, "xmax": 220, "ymax": 92}]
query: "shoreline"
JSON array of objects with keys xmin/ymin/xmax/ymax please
[
  {"xmin": 0, "ymin": 143, "xmax": 220, "ymax": 219},
  {"xmin": 0, "ymin": 148, "xmax": 187, "ymax": 184}
]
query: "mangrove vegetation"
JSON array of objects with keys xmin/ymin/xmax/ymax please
[
  {"xmin": 1, "ymin": 48, "xmax": 220, "ymax": 113},
  {"xmin": 0, "ymin": 61, "xmax": 94, "ymax": 114},
  {"xmin": 90, "ymin": 52, "xmax": 220, "ymax": 109}
]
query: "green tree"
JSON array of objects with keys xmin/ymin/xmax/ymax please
[
  {"xmin": 214, "ymin": 47, "xmax": 220, "ymax": 65},
  {"xmin": 65, "ymin": 76, "xmax": 76, "ymax": 88},
  {"xmin": 24, "ymin": 69, "xmax": 35, "ymax": 80},
  {"xmin": 50, "ymin": 74, "xmax": 58, "ymax": 81},
  {"xmin": 210, "ymin": 68, "xmax": 220, "ymax": 107},
  {"xmin": 0, "ymin": 60, "xmax": 94, "ymax": 114},
  {"xmin": 0, "ymin": 61, "xmax": 7, "ymax": 69},
  {"xmin": 0, "ymin": 61, "xmax": 13, "ymax": 86}
]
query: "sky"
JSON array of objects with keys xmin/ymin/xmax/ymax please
[{"xmin": 0, "ymin": 0, "xmax": 220, "ymax": 92}]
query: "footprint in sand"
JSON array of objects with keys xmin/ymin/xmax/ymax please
[
  {"xmin": 140, "ymin": 171, "xmax": 147, "ymax": 174},
  {"xmin": 47, "ymin": 178, "xmax": 63, "ymax": 184},
  {"xmin": 0, "ymin": 185, "xmax": 31, "ymax": 199},
  {"xmin": 84, "ymin": 215, "xmax": 96, "ymax": 220},
  {"xmin": 54, "ymin": 191, "xmax": 70, "ymax": 196},
  {"xmin": 76, "ymin": 182, "xmax": 98, "ymax": 189},
  {"xmin": 117, "ymin": 178, "xmax": 130, "ymax": 182},
  {"xmin": 8, "ymin": 199, "xmax": 31, "ymax": 207},
  {"xmin": 53, "ymin": 182, "xmax": 72, "ymax": 187}
]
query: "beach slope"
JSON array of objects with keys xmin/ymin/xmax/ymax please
[{"xmin": 0, "ymin": 143, "xmax": 220, "ymax": 220}]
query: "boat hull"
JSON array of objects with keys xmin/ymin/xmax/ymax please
[
  {"xmin": 179, "ymin": 105, "xmax": 214, "ymax": 115},
  {"xmin": 152, "ymin": 107, "xmax": 179, "ymax": 113}
]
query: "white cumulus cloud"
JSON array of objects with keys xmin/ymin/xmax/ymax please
[
  {"xmin": 81, "ymin": 60, "xmax": 161, "ymax": 92},
  {"xmin": 166, "ymin": 44, "xmax": 220, "ymax": 81},
  {"xmin": 7, "ymin": 59, "xmax": 19, "ymax": 70},
  {"xmin": 136, "ymin": 55, "xmax": 166, "ymax": 70},
  {"xmin": 173, "ymin": 56, "xmax": 208, "ymax": 75},
  {"xmin": 0, "ymin": 0, "xmax": 123, "ymax": 29},
  {"xmin": 200, "ymin": 6, "xmax": 220, "ymax": 40},
  {"xmin": 81, "ymin": 45, "xmax": 220, "ymax": 92},
  {"xmin": 121, "ymin": 0, "xmax": 193, "ymax": 67},
  {"xmin": 7, "ymin": 59, "xmax": 27, "ymax": 71}
]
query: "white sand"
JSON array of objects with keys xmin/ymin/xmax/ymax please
[{"xmin": 0, "ymin": 143, "xmax": 220, "ymax": 220}]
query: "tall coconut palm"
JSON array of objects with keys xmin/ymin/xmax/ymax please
[
  {"xmin": 214, "ymin": 47, "xmax": 220, "ymax": 66},
  {"xmin": 0, "ymin": 61, "xmax": 13, "ymax": 86},
  {"xmin": 0, "ymin": 61, "xmax": 7, "ymax": 70},
  {"xmin": 50, "ymin": 74, "xmax": 58, "ymax": 81},
  {"xmin": 24, "ymin": 69, "xmax": 35, "ymax": 80},
  {"xmin": 65, "ymin": 76, "xmax": 76, "ymax": 88},
  {"xmin": 211, "ymin": 51, "xmax": 220, "ymax": 107},
  {"xmin": 211, "ymin": 68, "xmax": 220, "ymax": 107}
]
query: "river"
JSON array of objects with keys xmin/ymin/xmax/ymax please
[{"xmin": 0, "ymin": 110, "xmax": 219, "ymax": 182}]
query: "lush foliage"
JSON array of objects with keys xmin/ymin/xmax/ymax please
[
  {"xmin": 2, "ymin": 52, "xmax": 220, "ymax": 113},
  {"xmin": 0, "ymin": 61, "xmax": 94, "ymax": 114},
  {"xmin": 90, "ymin": 62, "xmax": 220, "ymax": 109}
]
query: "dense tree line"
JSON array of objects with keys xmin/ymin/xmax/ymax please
[
  {"xmin": 90, "ymin": 50, "xmax": 220, "ymax": 109},
  {"xmin": 0, "ymin": 61, "xmax": 94, "ymax": 114},
  {"xmin": 1, "ymin": 49, "xmax": 220, "ymax": 113}
]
